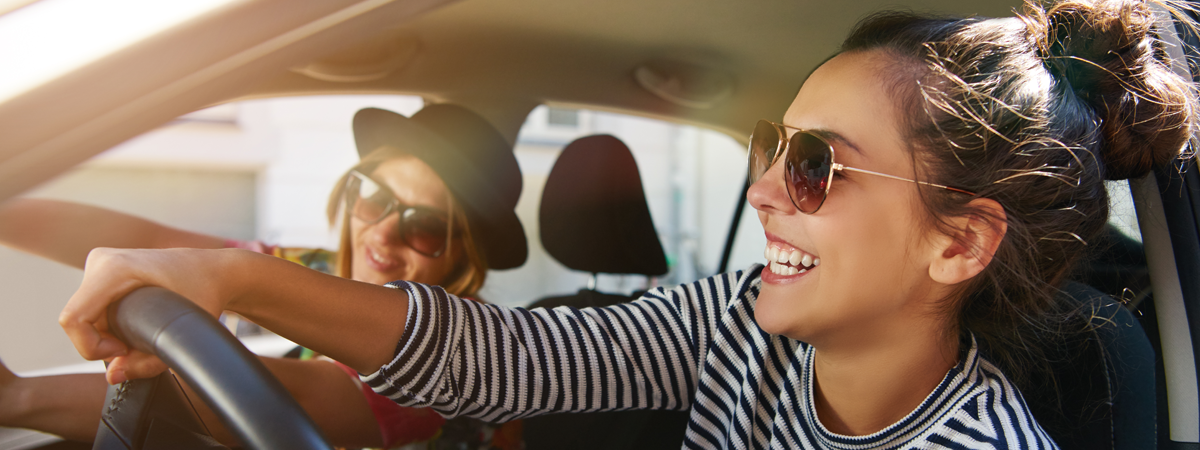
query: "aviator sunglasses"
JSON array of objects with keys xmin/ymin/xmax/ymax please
[
  {"xmin": 344, "ymin": 170, "xmax": 454, "ymax": 258},
  {"xmin": 748, "ymin": 120, "xmax": 974, "ymax": 214}
]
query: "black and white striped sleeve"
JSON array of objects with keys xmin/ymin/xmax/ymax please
[{"xmin": 359, "ymin": 271, "xmax": 749, "ymax": 422}]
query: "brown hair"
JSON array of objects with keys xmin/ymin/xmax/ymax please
[
  {"xmin": 325, "ymin": 148, "xmax": 490, "ymax": 298},
  {"xmin": 839, "ymin": 0, "xmax": 1196, "ymax": 387}
]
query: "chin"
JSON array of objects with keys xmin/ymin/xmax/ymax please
[{"xmin": 753, "ymin": 289, "xmax": 799, "ymax": 337}]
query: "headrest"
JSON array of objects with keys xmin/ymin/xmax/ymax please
[{"xmin": 539, "ymin": 135, "xmax": 668, "ymax": 276}]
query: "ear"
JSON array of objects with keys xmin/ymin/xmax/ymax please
[{"xmin": 928, "ymin": 198, "xmax": 1007, "ymax": 285}]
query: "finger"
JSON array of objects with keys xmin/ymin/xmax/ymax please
[
  {"xmin": 59, "ymin": 306, "xmax": 128, "ymax": 361},
  {"xmin": 122, "ymin": 350, "xmax": 169, "ymax": 380},
  {"xmin": 106, "ymin": 351, "xmax": 168, "ymax": 384},
  {"xmin": 105, "ymin": 358, "xmax": 128, "ymax": 385},
  {"xmin": 60, "ymin": 249, "xmax": 144, "ymax": 360}
]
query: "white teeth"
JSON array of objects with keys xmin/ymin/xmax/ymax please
[
  {"xmin": 768, "ymin": 260, "xmax": 800, "ymax": 276},
  {"xmin": 763, "ymin": 244, "xmax": 820, "ymax": 273},
  {"xmin": 369, "ymin": 248, "xmax": 392, "ymax": 265}
]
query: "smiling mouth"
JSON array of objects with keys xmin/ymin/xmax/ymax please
[
  {"xmin": 764, "ymin": 244, "xmax": 820, "ymax": 276},
  {"xmin": 365, "ymin": 246, "xmax": 397, "ymax": 268}
]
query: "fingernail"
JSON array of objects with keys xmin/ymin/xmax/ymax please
[
  {"xmin": 97, "ymin": 338, "xmax": 127, "ymax": 358},
  {"xmin": 108, "ymin": 369, "xmax": 127, "ymax": 385}
]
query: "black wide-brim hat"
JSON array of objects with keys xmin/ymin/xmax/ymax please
[{"xmin": 352, "ymin": 105, "xmax": 527, "ymax": 270}]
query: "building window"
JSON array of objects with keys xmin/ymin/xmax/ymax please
[{"xmin": 546, "ymin": 107, "xmax": 579, "ymax": 127}]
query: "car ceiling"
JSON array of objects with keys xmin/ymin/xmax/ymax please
[
  {"xmin": 253, "ymin": 0, "xmax": 1021, "ymax": 136},
  {"xmin": 0, "ymin": 0, "xmax": 1020, "ymax": 202}
]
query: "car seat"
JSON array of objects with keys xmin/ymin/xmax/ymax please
[
  {"xmin": 1020, "ymin": 226, "xmax": 1157, "ymax": 450},
  {"xmin": 523, "ymin": 134, "xmax": 688, "ymax": 450}
]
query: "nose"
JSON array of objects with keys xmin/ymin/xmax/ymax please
[
  {"xmin": 365, "ymin": 211, "xmax": 404, "ymax": 246},
  {"xmin": 747, "ymin": 156, "xmax": 795, "ymax": 215}
]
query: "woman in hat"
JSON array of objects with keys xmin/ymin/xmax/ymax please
[
  {"xmin": 0, "ymin": 104, "xmax": 526, "ymax": 448},
  {"xmin": 58, "ymin": 0, "xmax": 1200, "ymax": 447}
]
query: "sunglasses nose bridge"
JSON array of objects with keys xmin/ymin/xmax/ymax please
[
  {"xmin": 362, "ymin": 206, "xmax": 405, "ymax": 244},
  {"xmin": 766, "ymin": 123, "xmax": 788, "ymax": 168},
  {"xmin": 378, "ymin": 200, "xmax": 402, "ymax": 223}
]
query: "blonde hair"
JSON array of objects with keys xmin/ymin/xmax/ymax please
[{"xmin": 326, "ymin": 148, "xmax": 489, "ymax": 297}]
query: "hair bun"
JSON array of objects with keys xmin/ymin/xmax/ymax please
[{"xmin": 1035, "ymin": 0, "xmax": 1194, "ymax": 179}]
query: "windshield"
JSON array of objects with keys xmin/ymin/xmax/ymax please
[{"xmin": 0, "ymin": 0, "xmax": 236, "ymax": 103}]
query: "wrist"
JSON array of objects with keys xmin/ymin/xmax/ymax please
[
  {"xmin": 217, "ymin": 248, "xmax": 262, "ymax": 315},
  {"xmin": 0, "ymin": 375, "xmax": 32, "ymax": 425}
]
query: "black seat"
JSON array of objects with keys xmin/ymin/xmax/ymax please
[
  {"xmin": 537, "ymin": 134, "xmax": 668, "ymax": 280},
  {"xmin": 1021, "ymin": 226, "xmax": 1157, "ymax": 450},
  {"xmin": 524, "ymin": 134, "xmax": 686, "ymax": 450}
]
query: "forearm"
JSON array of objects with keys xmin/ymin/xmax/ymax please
[
  {"xmin": 0, "ymin": 373, "xmax": 107, "ymax": 442},
  {"xmin": 0, "ymin": 361, "xmax": 384, "ymax": 447},
  {"xmin": 0, "ymin": 198, "xmax": 224, "ymax": 268},
  {"xmin": 180, "ymin": 357, "xmax": 382, "ymax": 448},
  {"xmin": 215, "ymin": 250, "xmax": 409, "ymax": 374}
]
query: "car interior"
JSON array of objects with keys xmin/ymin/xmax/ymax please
[
  {"xmin": 2, "ymin": 0, "xmax": 1200, "ymax": 449},
  {"xmin": 524, "ymin": 134, "xmax": 687, "ymax": 450}
]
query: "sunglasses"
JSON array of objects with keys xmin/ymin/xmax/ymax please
[
  {"xmin": 344, "ymin": 170, "xmax": 454, "ymax": 258},
  {"xmin": 747, "ymin": 120, "xmax": 974, "ymax": 214}
]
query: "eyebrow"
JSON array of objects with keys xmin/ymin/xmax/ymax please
[{"xmin": 807, "ymin": 128, "xmax": 866, "ymax": 158}]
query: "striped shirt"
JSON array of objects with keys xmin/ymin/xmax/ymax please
[{"xmin": 362, "ymin": 266, "xmax": 1058, "ymax": 449}]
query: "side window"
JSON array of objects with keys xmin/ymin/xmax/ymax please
[
  {"xmin": 1107, "ymin": 179, "xmax": 1142, "ymax": 243},
  {"xmin": 0, "ymin": 98, "xmax": 753, "ymax": 373},
  {"xmin": 0, "ymin": 95, "xmax": 425, "ymax": 374},
  {"xmin": 1100, "ymin": 179, "xmax": 1151, "ymax": 308}
]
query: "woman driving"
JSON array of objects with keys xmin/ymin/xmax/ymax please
[
  {"xmin": 57, "ymin": 0, "xmax": 1198, "ymax": 448},
  {"xmin": 0, "ymin": 104, "xmax": 526, "ymax": 448}
]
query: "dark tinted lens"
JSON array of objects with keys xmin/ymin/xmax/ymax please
[
  {"xmin": 748, "ymin": 120, "xmax": 783, "ymax": 183},
  {"xmin": 786, "ymin": 131, "xmax": 833, "ymax": 213},
  {"xmin": 349, "ymin": 174, "xmax": 391, "ymax": 223},
  {"xmin": 401, "ymin": 208, "xmax": 449, "ymax": 257}
]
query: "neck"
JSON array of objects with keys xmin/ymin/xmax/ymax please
[{"xmin": 810, "ymin": 319, "xmax": 959, "ymax": 436}]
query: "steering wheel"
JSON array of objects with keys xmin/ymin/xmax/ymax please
[{"xmin": 91, "ymin": 287, "xmax": 332, "ymax": 450}]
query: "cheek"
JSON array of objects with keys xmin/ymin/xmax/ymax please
[
  {"xmin": 349, "ymin": 217, "xmax": 373, "ymax": 247},
  {"xmin": 753, "ymin": 191, "xmax": 929, "ymax": 338},
  {"xmin": 824, "ymin": 190, "xmax": 924, "ymax": 271},
  {"xmin": 433, "ymin": 243, "xmax": 466, "ymax": 281},
  {"xmin": 404, "ymin": 242, "xmax": 463, "ymax": 286},
  {"xmin": 348, "ymin": 223, "xmax": 368, "ymax": 273},
  {"xmin": 820, "ymin": 193, "xmax": 935, "ymax": 318}
]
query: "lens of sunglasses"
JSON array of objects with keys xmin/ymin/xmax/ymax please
[
  {"xmin": 747, "ymin": 120, "xmax": 783, "ymax": 183},
  {"xmin": 345, "ymin": 172, "xmax": 451, "ymax": 258},
  {"xmin": 785, "ymin": 131, "xmax": 834, "ymax": 213},
  {"xmin": 400, "ymin": 208, "xmax": 451, "ymax": 257},
  {"xmin": 349, "ymin": 175, "xmax": 392, "ymax": 222}
]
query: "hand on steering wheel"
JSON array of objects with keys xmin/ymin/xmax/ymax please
[{"xmin": 93, "ymin": 287, "xmax": 332, "ymax": 450}]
